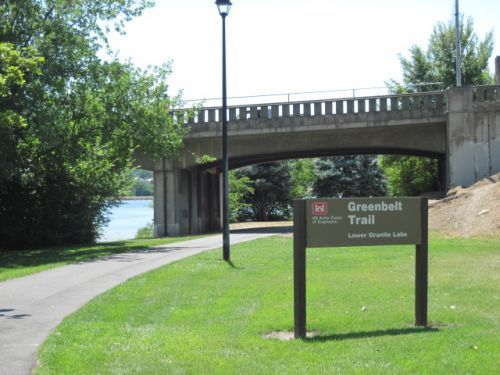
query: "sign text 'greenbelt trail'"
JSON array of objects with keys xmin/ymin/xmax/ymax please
[{"xmin": 306, "ymin": 198, "xmax": 422, "ymax": 247}]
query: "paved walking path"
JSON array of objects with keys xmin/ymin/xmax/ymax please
[{"xmin": 0, "ymin": 231, "xmax": 279, "ymax": 375}]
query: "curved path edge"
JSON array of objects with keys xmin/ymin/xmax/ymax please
[{"xmin": 0, "ymin": 232, "xmax": 276, "ymax": 374}]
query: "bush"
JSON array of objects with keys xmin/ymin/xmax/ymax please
[{"xmin": 135, "ymin": 221, "xmax": 154, "ymax": 239}]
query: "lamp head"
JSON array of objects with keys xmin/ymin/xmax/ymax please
[{"xmin": 215, "ymin": 0, "xmax": 232, "ymax": 16}]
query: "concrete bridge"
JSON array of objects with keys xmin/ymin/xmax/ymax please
[{"xmin": 136, "ymin": 85, "xmax": 500, "ymax": 237}]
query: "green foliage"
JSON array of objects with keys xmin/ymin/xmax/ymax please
[
  {"xmin": 135, "ymin": 221, "xmax": 154, "ymax": 239},
  {"xmin": 231, "ymin": 157, "xmax": 382, "ymax": 221},
  {"xmin": 127, "ymin": 179, "xmax": 154, "ymax": 196},
  {"xmin": 0, "ymin": 1, "xmax": 188, "ymax": 249},
  {"xmin": 124, "ymin": 169, "xmax": 153, "ymax": 196},
  {"xmin": 0, "ymin": 43, "xmax": 43, "ymax": 182},
  {"xmin": 0, "ymin": 43, "xmax": 43, "ymax": 98},
  {"xmin": 379, "ymin": 156, "xmax": 439, "ymax": 196},
  {"xmin": 228, "ymin": 171, "xmax": 254, "ymax": 223},
  {"xmin": 289, "ymin": 159, "xmax": 315, "ymax": 199},
  {"xmin": 235, "ymin": 162, "xmax": 293, "ymax": 221},
  {"xmin": 387, "ymin": 16, "xmax": 494, "ymax": 91},
  {"xmin": 194, "ymin": 154, "xmax": 217, "ymax": 165},
  {"xmin": 312, "ymin": 156, "xmax": 387, "ymax": 198}
]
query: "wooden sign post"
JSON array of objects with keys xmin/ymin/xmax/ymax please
[{"xmin": 293, "ymin": 198, "xmax": 428, "ymax": 339}]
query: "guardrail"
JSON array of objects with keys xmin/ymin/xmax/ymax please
[
  {"xmin": 174, "ymin": 91, "xmax": 446, "ymax": 125},
  {"xmin": 182, "ymin": 82, "xmax": 444, "ymax": 108}
]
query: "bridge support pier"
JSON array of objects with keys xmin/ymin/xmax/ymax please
[
  {"xmin": 447, "ymin": 87, "xmax": 476, "ymax": 187},
  {"xmin": 153, "ymin": 160, "xmax": 220, "ymax": 237},
  {"xmin": 447, "ymin": 87, "xmax": 500, "ymax": 188}
]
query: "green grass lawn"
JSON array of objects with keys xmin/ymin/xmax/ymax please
[
  {"xmin": 37, "ymin": 235, "xmax": 499, "ymax": 374},
  {"xmin": 0, "ymin": 236, "xmax": 204, "ymax": 282}
]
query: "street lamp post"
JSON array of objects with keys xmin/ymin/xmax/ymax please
[
  {"xmin": 215, "ymin": 0, "xmax": 232, "ymax": 261},
  {"xmin": 455, "ymin": 0, "xmax": 462, "ymax": 87}
]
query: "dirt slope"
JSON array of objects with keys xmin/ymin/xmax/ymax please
[{"xmin": 429, "ymin": 173, "xmax": 500, "ymax": 238}]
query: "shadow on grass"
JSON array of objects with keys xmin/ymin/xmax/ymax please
[
  {"xmin": 225, "ymin": 260, "xmax": 244, "ymax": 269},
  {"xmin": 231, "ymin": 225, "xmax": 292, "ymax": 235},
  {"xmin": 306, "ymin": 326, "xmax": 439, "ymax": 343},
  {"xmin": 0, "ymin": 241, "xmax": 159, "ymax": 271},
  {"xmin": 1, "ymin": 226, "xmax": 288, "ymax": 273}
]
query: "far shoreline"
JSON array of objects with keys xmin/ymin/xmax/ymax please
[{"xmin": 120, "ymin": 196, "xmax": 153, "ymax": 201}]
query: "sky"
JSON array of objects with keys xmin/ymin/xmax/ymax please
[{"xmin": 105, "ymin": 0, "xmax": 500, "ymax": 105}]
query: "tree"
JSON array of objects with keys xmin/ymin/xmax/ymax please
[
  {"xmin": 0, "ymin": 42, "xmax": 43, "ymax": 189},
  {"xmin": 126, "ymin": 169, "xmax": 153, "ymax": 196},
  {"xmin": 381, "ymin": 15, "xmax": 494, "ymax": 195},
  {"xmin": 312, "ymin": 156, "xmax": 387, "ymax": 198},
  {"xmin": 228, "ymin": 171, "xmax": 253, "ymax": 223},
  {"xmin": 127, "ymin": 179, "xmax": 154, "ymax": 196},
  {"xmin": 388, "ymin": 16, "xmax": 493, "ymax": 91},
  {"xmin": 378, "ymin": 156, "xmax": 439, "ymax": 196},
  {"xmin": 235, "ymin": 162, "xmax": 293, "ymax": 221},
  {"xmin": 0, "ymin": 1, "xmax": 188, "ymax": 249},
  {"xmin": 289, "ymin": 159, "xmax": 315, "ymax": 199}
]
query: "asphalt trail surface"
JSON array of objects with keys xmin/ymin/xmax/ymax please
[{"xmin": 0, "ymin": 230, "xmax": 281, "ymax": 374}]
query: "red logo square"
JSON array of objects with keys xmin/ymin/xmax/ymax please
[{"xmin": 313, "ymin": 202, "xmax": 328, "ymax": 216}]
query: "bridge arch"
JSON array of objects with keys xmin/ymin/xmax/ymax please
[
  {"xmin": 193, "ymin": 147, "xmax": 444, "ymax": 172},
  {"xmin": 191, "ymin": 147, "xmax": 447, "ymax": 201}
]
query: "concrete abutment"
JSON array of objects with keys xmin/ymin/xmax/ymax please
[
  {"xmin": 447, "ymin": 86, "xmax": 500, "ymax": 187},
  {"xmin": 153, "ymin": 160, "xmax": 219, "ymax": 237}
]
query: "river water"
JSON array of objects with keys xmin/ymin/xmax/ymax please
[{"xmin": 98, "ymin": 199, "xmax": 153, "ymax": 242}]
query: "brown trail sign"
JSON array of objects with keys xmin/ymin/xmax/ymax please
[{"xmin": 293, "ymin": 198, "xmax": 428, "ymax": 339}]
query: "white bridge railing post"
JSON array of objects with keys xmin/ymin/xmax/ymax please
[{"xmin": 174, "ymin": 90, "xmax": 452, "ymax": 126}]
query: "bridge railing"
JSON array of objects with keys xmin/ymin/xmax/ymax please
[
  {"xmin": 174, "ymin": 91, "xmax": 446, "ymax": 125},
  {"xmin": 473, "ymin": 85, "xmax": 500, "ymax": 102}
]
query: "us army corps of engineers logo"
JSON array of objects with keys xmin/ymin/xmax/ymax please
[{"xmin": 311, "ymin": 201, "xmax": 342, "ymax": 225}]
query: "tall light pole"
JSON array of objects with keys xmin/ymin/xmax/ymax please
[
  {"xmin": 215, "ymin": 0, "xmax": 232, "ymax": 261},
  {"xmin": 455, "ymin": 0, "xmax": 462, "ymax": 87}
]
